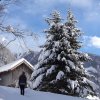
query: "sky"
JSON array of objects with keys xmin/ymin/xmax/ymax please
[{"xmin": 0, "ymin": 0, "xmax": 100, "ymax": 55}]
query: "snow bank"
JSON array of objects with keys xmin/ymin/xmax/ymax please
[
  {"xmin": 87, "ymin": 95, "xmax": 100, "ymax": 100},
  {"xmin": 0, "ymin": 86, "xmax": 94, "ymax": 100}
]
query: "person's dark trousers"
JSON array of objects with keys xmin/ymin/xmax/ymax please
[{"xmin": 20, "ymin": 85, "xmax": 25, "ymax": 95}]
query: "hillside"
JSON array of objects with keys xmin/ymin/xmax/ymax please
[
  {"xmin": 85, "ymin": 53, "xmax": 100, "ymax": 68},
  {"xmin": 85, "ymin": 54, "xmax": 100, "ymax": 96},
  {"xmin": 0, "ymin": 86, "xmax": 99, "ymax": 100},
  {"xmin": 22, "ymin": 51, "xmax": 40, "ymax": 65}
]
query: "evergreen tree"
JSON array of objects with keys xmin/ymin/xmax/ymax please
[{"xmin": 31, "ymin": 10, "xmax": 95, "ymax": 97}]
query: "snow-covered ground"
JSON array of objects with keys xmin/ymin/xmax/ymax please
[{"xmin": 0, "ymin": 86, "xmax": 99, "ymax": 100}]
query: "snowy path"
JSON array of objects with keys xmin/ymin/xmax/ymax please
[{"xmin": 0, "ymin": 86, "xmax": 96, "ymax": 100}]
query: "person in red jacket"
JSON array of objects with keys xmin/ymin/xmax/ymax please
[{"xmin": 19, "ymin": 72, "xmax": 27, "ymax": 95}]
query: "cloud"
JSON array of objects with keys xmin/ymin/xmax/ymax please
[
  {"xmin": 22, "ymin": 0, "xmax": 60, "ymax": 16},
  {"xmin": 83, "ymin": 36, "xmax": 100, "ymax": 49},
  {"xmin": 7, "ymin": 0, "xmax": 98, "ymax": 24},
  {"xmin": 2, "ymin": 0, "xmax": 100, "ymax": 54},
  {"xmin": 83, "ymin": 0, "xmax": 100, "ymax": 22},
  {"xmin": 66, "ymin": 0, "xmax": 93, "ymax": 9},
  {"xmin": 20, "ymin": 0, "xmax": 99, "ymax": 24},
  {"xmin": 0, "ymin": 35, "xmax": 7, "ymax": 44},
  {"xmin": 6, "ymin": 37, "xmax": 31, "ymax": 54},
  {"xmin": 22, "ymin": 0, "xmax": 94, "ymax": 15},
  {"xmin": 85, "ymin": 11, "xmax": 100, "ymax": 22},
  {"xmin": 90, "ymin": 36, "xmax": 100, "ymax": 48},
  {"xmin": 5, "ymin": 17, "xmax": 28, "ymax": 29},
  {"xmin": 0, "ymin": 33, "xmax": 28, "ymax": 54},
  {"xmin": 3, "ymin": 33, "xmax": 46, "ymax": 54}
]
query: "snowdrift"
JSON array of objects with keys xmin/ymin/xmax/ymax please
[{"xmin": 0, "ymin": 86, "xmax": 99, "ymax": 100}]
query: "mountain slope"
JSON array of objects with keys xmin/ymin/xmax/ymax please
[
  {"xmin": 0, "ymin": 44, "xmax": 15, "ymax": 66},
  {"xmin": 22, "ymin": 51, "xmax": 40, "ymax": 65},
  {"xmin": 84, "ymin": 54, "xmax": 100, "ymax": 96},
  {"xmin": 85, "ymin": 53, "xmax": 100, "ymax": 68},
  {"xmin": 0, "ymin": 86, "xmax": 98, "ymax": 100}
]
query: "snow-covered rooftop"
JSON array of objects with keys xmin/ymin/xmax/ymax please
[{"xmin": 0, "ymin": 58, "xmax": 34, "ymax": 73}]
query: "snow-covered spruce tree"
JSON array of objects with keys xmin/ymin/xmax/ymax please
[
  {"xmin": 31, "ymin": 10, "xmax": 95, "ymax": 97},
  {"xmin": 63, "ymin": 10, "xmax": 96, "ymax": 97}
]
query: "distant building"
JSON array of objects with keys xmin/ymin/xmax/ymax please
[{"xmin": 0, "ymin": 58, "xmax": 34, "ymax": 87}]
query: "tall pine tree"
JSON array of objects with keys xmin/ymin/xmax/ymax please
[{"xmin": 31, "ymin": 10, "xmax": 95, "ymax": 97}]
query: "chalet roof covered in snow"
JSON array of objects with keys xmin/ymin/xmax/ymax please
[{"xmin": 0, "ymin": 58, "xmax": 34, "ymax": 73}]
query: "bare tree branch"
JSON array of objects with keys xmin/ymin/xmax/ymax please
[
  {"xmin": 0, "ymin": 0, "xmax": 39, "ymax": 52},
  {"xmin": 4, "ymin": 37, "xmax": 16, "ymax": 47},
  {"xmin": 0, "ymin": 37, "xmax": 16, "ymax": 49}
]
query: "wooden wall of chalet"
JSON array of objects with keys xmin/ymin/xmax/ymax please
[{"xmin": 0, "ymin": 63, "xmax": 33, "ymax": 87}]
